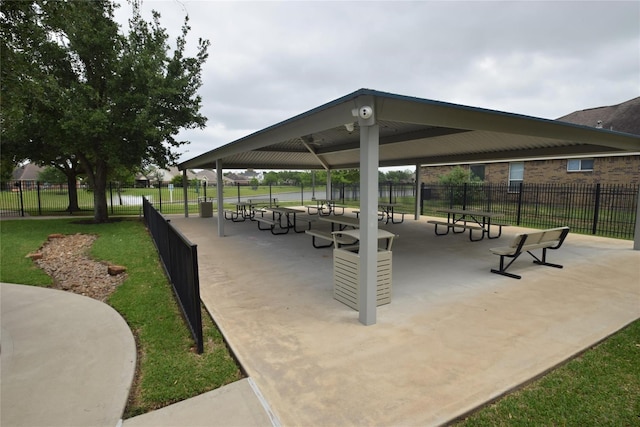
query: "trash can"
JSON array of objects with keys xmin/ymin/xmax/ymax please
[
  {"xmin": 199, "ymin": 201, "xmax": 213, "ymax": 218},
  {"xmin": 332, "ymin": 229, "xmax": 396, "ymax": 311}
]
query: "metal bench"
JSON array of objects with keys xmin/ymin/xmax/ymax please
[{"xmin": 490, "ymin": 226, "xmax": 570, "ymax": 279}]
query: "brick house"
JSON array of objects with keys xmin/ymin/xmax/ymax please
[{"xmin": 419, "ymin": 97, "xmax": 640, "ymax": 186}]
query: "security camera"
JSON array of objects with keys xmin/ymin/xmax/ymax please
[{"xmin": 359, "ymin": 106, "xmax": 373, "ymax": 119}]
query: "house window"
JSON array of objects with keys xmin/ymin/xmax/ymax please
[
  {"xmin": 509, "ymin": 162, "xmax": 524, "ymax": 191},
  {"xmin": 469, "ymin": 164, "xmax": 485, "ymax": 181},
  {"xmin": 567, "ymin": 158, "xmax": 594, "ymax": 172}
]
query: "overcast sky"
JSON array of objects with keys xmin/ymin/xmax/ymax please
[{"xmin": 114, "ymin": 0, "xmax": 640, "ymax": 166}]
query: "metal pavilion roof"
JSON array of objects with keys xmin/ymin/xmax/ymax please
[{"xmin": 179, "ymin": 89, "xmax": 640, "ymax": 171}]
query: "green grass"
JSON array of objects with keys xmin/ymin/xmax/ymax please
[
  {"xmin": 0, "ymin": 218, "xmax": 242, "ymax": 417},
  {"xmin": 455, "ymin": 319, "xmax": 640, "ymax": 426}
]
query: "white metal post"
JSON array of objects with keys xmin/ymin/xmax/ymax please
[
  {"xmin": 216, "ymin": 160, "xmax": 225, "ymax": 237},
  {"xmin": 359, "ymin": 123, "xmax": 379, "ymax": 325},
  {"xmin": 183, "ymin": 170, "xmax": 189, "ymax": 217},
  {"xmin": 415, "ymin": 163, "xmax": 422, "ymax": 220}
]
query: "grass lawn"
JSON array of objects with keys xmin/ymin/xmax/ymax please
[
  {"xmin": 1, "ymin": 217, "xmax": 638, "ymax": 423},
  {"xmin": 455, "ymin": 319, "xmax": 640, "ymax": 426},
  {"xmin": 0, "ymin": 218, "xmax": 242, "ymax": 418}
]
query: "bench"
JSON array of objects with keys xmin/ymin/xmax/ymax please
[
  {"xmin": 248, "ymin": 198, "xmax": 278, "ymax": 209},
  {"xmin": 490, "ymin": 226, "xmax": 570, "ymax": 279},
  {"xmin": 305, "ymin": 229, "xmax": 358, "ymax": 249},
  {"xmin": 255, "ymin": 217, "xmax": 289, "ymax": 235},
  {"xmin": 427, "ymin": 220, "xmax": 485, "ymax": 241}
]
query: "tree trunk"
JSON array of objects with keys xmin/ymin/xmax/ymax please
[
  {"xmin": 66, "ymin": 173, "xmax": 80, "ymax": 213},
  {"xmin": 93, "ymin": 160, "xmax": 109, "ymax": 222}
]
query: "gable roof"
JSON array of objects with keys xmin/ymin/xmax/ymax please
[
  {"xmin": 557, "ymin": 97, "xmax": 640, "ymax": 135},
  {"xmin": 179, "ymin": 88, "xmax": 640, "ymax": 171}
]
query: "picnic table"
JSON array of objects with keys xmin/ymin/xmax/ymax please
[
  {"xmin": 428, "ymin": 208, "xmax": 507, "ymax": 241},
  {"xmin": 261, "ymin": 207, "xmax": 312, "ymax": 234},
  {"xmin": 305, "ymin": 199, "xmax": 345, "ymax": 216}
]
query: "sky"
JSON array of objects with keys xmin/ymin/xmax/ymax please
[{"xmin": 113, "ymin": 0, "xmax": 640, "ymax": 166}]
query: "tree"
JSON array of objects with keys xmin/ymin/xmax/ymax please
[
  {"xmin": 438, "ymin": 166, "xmax": 481, "ymax": 185},
  {"xmin": 0, "ymin": 0, "xmax": 209, "ymax": 222}
]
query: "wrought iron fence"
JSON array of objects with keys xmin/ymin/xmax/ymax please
[
  {"xmin": 143, "ymin": 197, "xmax": 203, "ymax": 353},
  {"xmin": 0, "ymin": 180, "xmax": 211, "ymax": 216},
  {"xmin": 2, "ymin": 179, "xmax": 637, "ymax": 239}
]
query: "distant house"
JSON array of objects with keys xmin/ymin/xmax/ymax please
[
  {"xmin": 11, "ymin": 163, "xmax": 45, "ymax": 190},
  {"xmin": 135, "ymin": 166, "xmax": 198, "ymax": 187},
  {"xmin": 419, "ymin": 97, "xmax": 640, "ymax": 186},
  {"xmin": 224, "ymin": 169, "xmax": 264, "ymax": 186}
]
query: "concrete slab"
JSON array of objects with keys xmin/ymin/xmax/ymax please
[
  {"xmin": 168, "ymin": 211, "xmax": 640, "ymax": 426},
  {"xmin": 0, "ymin": 282, "xmax": 136, "ymax": 427},
  {"xmin": 123, "ymin": 378, "xmax": 277, "ymax": 427}
]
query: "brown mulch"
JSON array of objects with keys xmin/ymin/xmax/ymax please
[{"xmin": 30, "ymin": 233, "xmax": 127, "ymax": 302}]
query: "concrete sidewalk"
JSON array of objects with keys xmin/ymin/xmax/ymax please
[{"xmin": 0, "ymin": 283, "xmax": 136, "ymax": 427}]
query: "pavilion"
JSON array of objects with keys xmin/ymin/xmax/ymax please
[{"xmin": 178, "ymin": 88, "xmax": 640, "ymax": 325}]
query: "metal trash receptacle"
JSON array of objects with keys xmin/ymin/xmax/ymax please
[
  {"xmin": 332, "ymin": 229, "xmax": 396, "ymax": 311},
  {"xmin": 199, "ymin": 201, "xmax": 213, "ymax": 218}
]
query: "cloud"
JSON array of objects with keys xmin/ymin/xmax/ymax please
[{"xmin": 114, "ymin": 0, "xmax": 639, "ymax": 164}]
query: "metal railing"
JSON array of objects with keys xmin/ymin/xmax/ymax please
[
  {"xmin": 2, "ymin": 180, "xmax": 637, "ymax": 239},
  {"xmin": 143, "ymin": 197, "xmax": 203, "ymax": 353}
]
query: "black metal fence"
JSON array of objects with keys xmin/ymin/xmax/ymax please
[
  {"xmin": 2, "ymin": 179, "xmax": 637, "ymax": 240},
  {"xmin": 143, "ymin": 197, "xmax": 203, "ymax": 353},
  {"xmin": 0, "ymin": 180, "xmax": 209, "ymax": 216}
]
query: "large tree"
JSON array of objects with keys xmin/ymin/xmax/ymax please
[{"xmin": 1, "ymin": 0, "xmax": 209, "ymax": 221}]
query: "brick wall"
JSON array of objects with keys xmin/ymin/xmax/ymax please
[{"xmin": 420, "ymin": 155, "xmax": 640, "ymax": 185}]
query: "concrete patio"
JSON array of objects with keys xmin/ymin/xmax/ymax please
[{"xmin": 167, "ymin": 211, "xmax": 639, "ymax": 426}]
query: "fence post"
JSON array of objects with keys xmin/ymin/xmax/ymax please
[
  {"xmin": 37, "ymin": 181, "xmax": 42, "ymax": 215},
  {"xmin": 158, "ymin": 182, "xmax": 162, "ymax": 213},
  {"xmin": 269, "ymin": 184, "xmax": 273, "ymax": 207},
  {"xmin": 109, "ymin": 182, "xmax": 114, "ymax": 215},
  {"xmin": 237, "ymin": 183, "xmax": 240, "ymax": 203},
  {"xmin": 300, "ymin": 184, "xmax": 304, "ymax": 205},
  {"xmin": 634, "ymin": 185, "xmax": 640, "ymax": 250},
  {"xmin": 16, "ymin": 181, "xmax": 24, "ymax": 217},
  {"xmin": 592, "ymin": 183, "xmax": 601, "ymax": 235},
  {"xmin": 462, "ymin": 183, "xmax": 468, "ymax": 210},
  {"xmin": 516, "ymin": 182, "xmax": 523, "ymax": 225}
]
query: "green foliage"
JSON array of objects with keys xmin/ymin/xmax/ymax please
[
  {"xmin": 384, "ymin": 169, "xmax": 414, "ymax": 183},
  {"xmin": 1, "ymin": 0, "xmax": 209, "ymax": 222},
  {"xmin": 37, "ymin": 166, "xmax": 66, "ymax": 185},
  {"xmin": 438, "ymin": 165, "xmax": 482, "ymax": 184}
]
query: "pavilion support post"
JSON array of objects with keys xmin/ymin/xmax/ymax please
[
  {"xmin": 414, "ymin": 163, "xmax": 422, "ymax": 220},
  {"xmin": 216, "ymin": 160, "xmax": 225, "ymax": 237},
  {"xmin": 326, "ymin": 170, "xmax": 332, "ymax": 201},
  {"xmin": 359, "ymin": 123, "xmax": 379, "ymax": 326},
  {"xmin": 634, "ymin": 184, "xmax": 640, "ymax": 250},
  {"xmin": 183, "ymin": 170, "xmax": 189, "ymax": 217}
]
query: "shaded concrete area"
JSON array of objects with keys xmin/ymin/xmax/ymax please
[
  {"xmin": 169, "ymin": 211, "xmax": 639, "ymax": 426},
  {"xmin": 0, "ymin": 283, "xmax": 136, "ymax": 427}
]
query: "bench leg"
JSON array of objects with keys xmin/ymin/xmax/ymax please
[
  {"xmin": 311, "ymin": 236, "xmax": 333, "ymax": 248},
  {"xmin": 528, "ymin": 248, "xmax": 564, "ymax": 269},
  {"xmin": 469, "ymin": 228, "xmax": 484, "ymax": 242},
  {"xmin": 486, "ymin": 224, "xmax": 503, "ymax": 239},
  {"xmin": 490, "ymin": 253, "xmax": 523, "ymax": 279},
  {"xmin": 390, "ymin": 212, "xmax": 405, "ymax": 224},
  {"xmin": 433, "ymin": 223, "xmax": 451, "ymax": 236}
]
